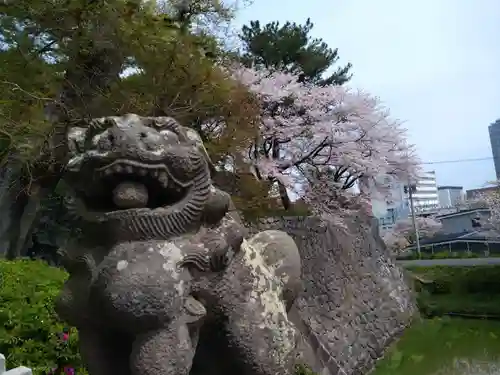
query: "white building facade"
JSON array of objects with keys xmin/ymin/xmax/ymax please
[{"xmin": 410, "ymin": 170, "xmax": 439, "ymax": 213}]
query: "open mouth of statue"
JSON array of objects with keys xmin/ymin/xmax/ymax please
[{"xmin": 81, "ymin": 160, "xmax": 190, "ymax": 213}]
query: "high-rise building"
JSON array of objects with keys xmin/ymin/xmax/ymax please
[
  {"xmin": 408, "ymin": 170, "xmax": 439, "ymax": 213},
  {"xmin": 488, "ymin": 119, "xmax": 500, "ymax": 179},
  {"xmin": 437, "ymin": 186, "xmax": 464, "ymax": 208}
]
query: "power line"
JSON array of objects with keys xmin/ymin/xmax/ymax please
[{"xmin": 421, "ymin": 157, "xmax": 493, "ymax": 165}]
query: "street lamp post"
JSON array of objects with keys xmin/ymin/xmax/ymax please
[{"xmin": 405, "ymin": 182, "xmax": 421, "ymax": 256}]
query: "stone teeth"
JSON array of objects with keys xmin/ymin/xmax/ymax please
[
  {"xmin": 125, "ymin": 165, "xmax": 134, "ymax": 174},
  {"xmin": 138, "ymin": 169, "xmax": 148, "ymax": 176},
  {"xmin": 114, "ymin": 165, "xmax": 123, "ymax": 173},
  {"xmin": 103, "ymin": 168, "xmax": 112, "ymax": 175},
  {"xmin": 150, "ymin": 170, "xmax": 159, "ymax": 178}
]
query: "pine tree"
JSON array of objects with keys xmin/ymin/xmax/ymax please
[{"xmin": 239, "ymin": 18, "xmax": 352, "ymax": 86}]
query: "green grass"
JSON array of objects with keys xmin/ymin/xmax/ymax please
[{"xmin": 372, "ymin": 318, "xmax": 500, "ymax": 375}]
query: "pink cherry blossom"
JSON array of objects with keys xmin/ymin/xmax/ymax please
[
  {"xmin": 229, "ymin": 64, "xmax": 420, "ymax": 215},
  {"xmin": 382, "ymin": 216, "xmax": 442, "ymax": 254},
  {"xmin": 470, "ymin": 183, "xmax": 500, "ymax": 232}
]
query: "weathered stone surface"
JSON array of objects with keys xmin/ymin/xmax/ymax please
[
  {"xmin": 56, "ymin": 114, "xmax": 305, "ymax": 375},
  {"xmin": 249, "ymin": 215, "xmax": 416, "ymax": 375}
]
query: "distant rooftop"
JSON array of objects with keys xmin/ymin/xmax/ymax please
[
  {"xmin": 437, "ymin": 186, "xmax": 463, "ymax": 190},
  {"xmin": 466, "ymin": 186, "xmax": 499, "ymax": 199},
  {"xmin": 467, "ymin": 186, "xmax": 498, "ymax": 192},
  {"xmin": 436, "ymin": 207, "xmax": 490, "ymax": 219},
  {"xmin": 408, "ymin": 230, "xmax": 500, "ymax": 249}
]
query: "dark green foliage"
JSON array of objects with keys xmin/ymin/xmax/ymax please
[
  {"xmin": 398, "ymin": 251, "xmax": 481, "ymax": 260},
  {"xmin": 239, "ymin": 18, "xmax": 352, "ymax": 85},
  {"xmin": 411, "ymin": 266, "xmax": 500, "ymax": 318},
  {"xmin": 410, "ymin": 266, "xmax": 500, "ymax": 294},
  {"xmin": 0, "ymin": 260, "xmax": 86, "ymax": 374}
]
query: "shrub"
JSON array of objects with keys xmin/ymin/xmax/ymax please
[
  {"xmin": 410, "ymin": 265, "xmax": 500, "ymax": 317},
  {"xmin": 430, "ymin": 251, "xmax": 452, "ymax": 259},
  {"xmin": 0, "ymin": 260, "xmax": 86, "ymax": 374},
  {"xmin": 411, "ymin": 266, "xmax": 500, "ymax": 294}
]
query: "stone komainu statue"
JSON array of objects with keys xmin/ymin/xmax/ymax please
[{"xmin": 56, "ymin": 114, "xmax": 303, "ymax": 375}]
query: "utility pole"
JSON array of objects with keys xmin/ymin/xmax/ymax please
[{"xmin": 406, "ymin": 181, "xmax": 421, "ymax": 256}]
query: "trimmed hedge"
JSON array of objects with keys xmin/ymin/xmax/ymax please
[
  {"xmin": 410, "ymin": 266, "xmax": 500, "ymax": 294},
  {"xmin": 397, "ymin": 251, "xmax": 482, "ymax": 260},
  {"xmin": 0, "ymin": 260, "xmax": 86, "ymax": 374},
  {"xmin": 410, "ymin": 265, "xmax": 500, "ymax": 317}
]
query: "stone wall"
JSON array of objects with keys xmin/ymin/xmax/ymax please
[{"xmin": 248, "ymin": 214, "xmax": 416, "ymax": 375}]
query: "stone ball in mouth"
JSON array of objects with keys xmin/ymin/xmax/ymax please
[{"xmin": 112, "ymin": 181, "xmax": 149, "ymax": 209}]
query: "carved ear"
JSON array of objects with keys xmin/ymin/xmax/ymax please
[
  {"xmin": 181, "ymin": 126, "xmax": 216, "ymax": 176},
  {"xmin": 152, "ymin": 116, "xmax": 216, "ymax": 176}
]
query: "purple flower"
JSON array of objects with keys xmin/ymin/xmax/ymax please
[{"xmin": 64, "ymin": 366, "xmax": 75, "ymax": 375}]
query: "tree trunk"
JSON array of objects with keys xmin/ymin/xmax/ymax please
[
  {"xmin": 0, "ymin": 23, "xmax": 123, "ymax": 259},
  {"xmin": 0, "ymin": 156, "xmax": 24, "ymax": 257},
  {"xmin": 277, "ymin": 180, "xmax": 291, "ymax": 210},
  {"xmin": 271, "ymin": 138, "xmax": 292, "ymax": 210}
]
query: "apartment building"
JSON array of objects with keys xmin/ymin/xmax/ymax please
[{"xmin": 410, "ymin": 170, "xmax": 439, "ymax": 213}]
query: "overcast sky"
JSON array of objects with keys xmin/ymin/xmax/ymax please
[{"xmin": 234, "ymin": 0, "xmax": 500, "ymax": 190}]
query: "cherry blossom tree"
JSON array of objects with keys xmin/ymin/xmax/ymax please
[
  {"xmin": 473, "ymin": 183, "xmax": 500, "ymax": 232},
  {"xmin": 382, "ymin": 231, "xmax": 411, "ymax": 255},
  {"xmin": 230, "ymin": 65, "xmax": 420, "ymax": 215},
  {"xmin": 382, "ymin": 216, "xmax": 442, "ymax": 254}
]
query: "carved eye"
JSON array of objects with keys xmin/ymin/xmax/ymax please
[
  {"xmin": 103, "ymin": 118, "xmax": 116, "ymax": 128},
  {"xmin": 160, "ymin": 129, "xmax": 180, "ymax": 143}
]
